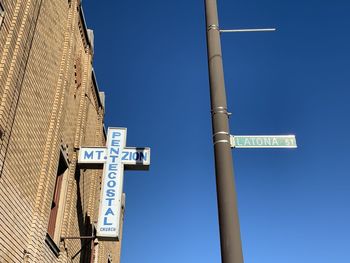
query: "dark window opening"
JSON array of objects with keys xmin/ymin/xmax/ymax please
[
  {"xmin": 74, "ymin": 54, "xmax": 82, "ymax": 88},
  {"xmin": 0, "ymin": 2, "xmax": 4, "ymax": 28},
  {"xmin": 47, "ymin": 153, "xmax": 68, "ymax": 239}
]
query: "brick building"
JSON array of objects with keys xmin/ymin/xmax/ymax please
[{"xmin": 0, "ymin": 0, "xmax": 123, "ymax": 262}]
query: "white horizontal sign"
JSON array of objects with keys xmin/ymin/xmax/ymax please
[
  {"xmin": 79, "ymin": 147, "xmax": 150, "ymax": 167},
  {"xmin": 79, "ymin": 147, "xmax": 107, "ymax": 163}
]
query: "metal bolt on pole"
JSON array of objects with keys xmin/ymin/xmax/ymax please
[{"xmin": 204, "ymin": 1, "xmax": 244, "ymax": 263}]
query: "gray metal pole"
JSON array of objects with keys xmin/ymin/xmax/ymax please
[{"xmin": 204, "ymin": 1, "xmax": 244, "ymax": 263}]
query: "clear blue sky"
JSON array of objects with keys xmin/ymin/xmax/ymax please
[{"xmin": 84, "ymin": 1, "xmax": 350, "ymax": 262}]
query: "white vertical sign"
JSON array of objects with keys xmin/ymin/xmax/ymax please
[{"xmin": 97, "ymin": 128, "xmax": 126, "ymax": 238}]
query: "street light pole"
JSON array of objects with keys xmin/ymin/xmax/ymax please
[{"xmin": 204, "ymin": 1, "xmax": 244, "ymax": 263}]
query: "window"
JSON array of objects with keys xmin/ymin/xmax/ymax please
[
  {"xmin": 0, "ymin": 2, "xmax": 4, "ymax": 27},
  {"xmin": 46, "ymin": 149, "xmax": 69, "ymax": 255},
  {"xmin": 47, "ymin": 155, "xmax": 66, "ymax": 238}
]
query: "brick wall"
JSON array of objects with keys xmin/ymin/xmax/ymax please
[{"xmin": 0, "ymin": 0, "xmax": 123, "ymax": 262}]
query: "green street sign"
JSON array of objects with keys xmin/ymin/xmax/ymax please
[{"xmin": 230, "ymin": 135, "xmax": 297, "ymax": 148}]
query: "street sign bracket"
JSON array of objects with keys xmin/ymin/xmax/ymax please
[{"xmin": 220, "ymin": 28, "xmax": 276, "ymax": 33}]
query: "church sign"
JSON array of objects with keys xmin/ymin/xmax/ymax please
[{"xmin": 78, "ymin": 127, "xmax": 150, "ymax": 240}]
